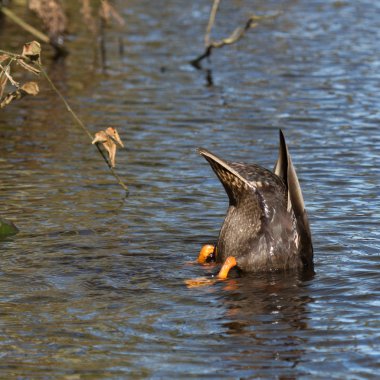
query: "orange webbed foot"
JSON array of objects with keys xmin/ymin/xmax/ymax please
[
  {"xmin": 217, "ymin": 256, "xmax": 237, "ymax": 279},
  {"xmin": 197, "ymin": 244, "xmax": 216, "ymax": 264},
  {"xmin": 185, "ymin": 248, "xmax": 235, "ymax": 288}
]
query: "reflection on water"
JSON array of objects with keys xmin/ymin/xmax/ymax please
[
  {"xmin": 1, "ymin": 0, "xmax": 380, "ymax": 378},
  {"xmin": 214, "ymin": 273, "xmax": 313, "ymax": 377}
]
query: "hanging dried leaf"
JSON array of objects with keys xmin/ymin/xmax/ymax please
[
  {"xmin": 105, "ymin": 126, "xmax": 124, "ymax": 148},
  {"xmin": 1, "ymin": 91, "xmax": 20, "ymax": 108},
  {"xmin": 0, "ymin": 67, "xmax": 9, "ymax": 99},
  {"xmin": 19, "ymin": 41, "xmax": 41, "ymax": 74},
  {"xmin": 92, "ymin": 127, "xmax": 124, "ymax": 168},
  {"xmin": 21, "ymin": 41, "xmax": 42, "ymax": 63},
  {"xmin": 21, "ymin": 81, "xmax": 39, "ymax": 95},
  {"xmin": 0, "ymin": 81, "xmax": 39, "ymax": 109},
  {"xmin": 0, "ymin": 54, "xmax": 10, "ymax": 64}
]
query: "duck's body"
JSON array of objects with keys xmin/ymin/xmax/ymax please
[
  {"xmin": 214, "ymin": 160, "xmax": 303, "ymax": 272},
  {"xmin": 198, "ymin": 130, "xmax": 313, "ymax": 277}
]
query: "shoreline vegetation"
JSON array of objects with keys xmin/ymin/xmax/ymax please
[{"xmin": 0, "ymin": 1, "xmax": 125, "ymax": 57}]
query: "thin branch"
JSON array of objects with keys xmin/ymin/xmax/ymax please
[
  {"xmin": 0, "ymin": 59, "xmax": 19, "ymax": 87},
  {"xmin": 204, "ymin": 0, "xmax": 220, "ymax": 47},
  {"xmin": 191, "ymin": 7, "xmax": 282, "ymax": 69}
]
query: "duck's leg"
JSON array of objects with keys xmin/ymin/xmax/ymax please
[
  {"xmin": 185, "ymin": 255, "xmax": 237, "ymax": 288},
  {"xmin": 217, "ymin": 256, "xmax": 237, "ymax": 279},
  {"xmin": 197, "ymin": 244, "xmax": 216, "ymax": 264},
  {"xmin": 185, "ymin": 255, "xmax": 236, "ymax": 288}
]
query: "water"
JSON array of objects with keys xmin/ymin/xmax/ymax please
[{"xmin": 1, "ymin": 0, "xmax": 379, "ymax": 378}]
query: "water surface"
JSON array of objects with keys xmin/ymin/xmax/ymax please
[{"xmin": 0, "ymin": 0, "xmax": 379, "ymax": 378}]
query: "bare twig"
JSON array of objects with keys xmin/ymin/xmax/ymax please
[
  {"xmin": 0, "ymin": 61, "xmax": 19, "ymax": 87},
  {"xmin": 191, "ymin": 1, "xmax": 281, "ymax": 69},
  {"xmin": 204, "ymin": 0, "xmax": 220, "ymax": 47}
]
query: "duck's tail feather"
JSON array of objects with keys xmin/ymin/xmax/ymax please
[
  {"xmin": 197, "ymin": 148, "xmax": 256, "ymax": 207},
  {"xmin": 274, "ymin": 130, "xmax": 314, "ymax": 269}
]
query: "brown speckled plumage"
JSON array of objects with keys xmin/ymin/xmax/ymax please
[{"xmin": 198, "ymin": 130, "xmax": 313, "ymax": 273}]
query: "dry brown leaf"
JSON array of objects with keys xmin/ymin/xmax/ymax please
[
  {"xmin": 21, "ymin": 41, "xmax": 42, "ymax": 63},
  {"xmin": 0, "ymin": 67, "xmax": 9, "ymax": 99},
  {"xmin": 92, "ymin": 127, "xmax": 124, "ymax": 167},
  {"xmin": 20, "ymin": 41, "xmax": 42, "ymax": 74},
  {"xmin": 0, "ymin": 54, "xmax": 9, "ymax": 64},
  {"xmin": 0, "ymin": 90, "xmax": 20, "ymax": 108},
  {"xmin": 21, "ymin": 81, "xmax": 39, "ymax": 95},
  {"xmin": 1, "ymin": 81, "xmax": 39, "ymax": 108}
]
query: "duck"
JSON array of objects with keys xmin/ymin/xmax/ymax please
[{"xmin": 197, "ymin": 130, "xmax": 313, "ymax": 279}]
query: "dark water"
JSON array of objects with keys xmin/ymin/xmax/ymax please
[{"xmin": 1, "ymin": 0, "xmax": 379, "ymax": 378}]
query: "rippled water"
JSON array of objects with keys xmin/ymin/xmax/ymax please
[{"xmin": 1, "ymin": 0, "xmax": 379, "ymax": 378}]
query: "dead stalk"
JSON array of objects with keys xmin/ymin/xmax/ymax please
[{"xmin": 191, "ymin": 1, "xmax": 281, "ymax": 69}]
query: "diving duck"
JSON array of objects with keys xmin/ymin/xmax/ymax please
[{"xmin": 197, "ymin": 130, "xmax": 313, "ymax": 279}]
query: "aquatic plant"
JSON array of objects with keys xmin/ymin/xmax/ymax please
[{"xmin": 0, "ymin": 217, "xmax": 19, "ymax": 239}]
